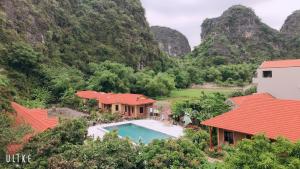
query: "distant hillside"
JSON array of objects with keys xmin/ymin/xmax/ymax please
[
  {"xmin": 191, "ymin": 5, "xmax": 289, "ymax": 63},
  {"xmin": 151, "ymin": 26, "xmax": 191, "ymax": 57},
  {"xmin": 281, "ymin": 10, "xmax": 300, "ymax": 37},
  {"xmin": 0, "ymin": 0, "xmax": 168, "ymax": 110},
  {"xmin": 0, "ymin": 0, "xmax": 165, "ymax": 69},
  {"xmin": 281, "ymin": 10, "xmax": 300, "ymax": 58}
]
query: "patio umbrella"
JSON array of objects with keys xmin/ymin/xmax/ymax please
[{"xmin": 183, "ymin": 114, "xmax": 192, "ymax": 126}]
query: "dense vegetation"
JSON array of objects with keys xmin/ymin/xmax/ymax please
[
  {"xmin": 172, "ymin": 92, "xmax": 230, "ymax": 125},
  {"xmin": 2, "ymin": 116, "xmax": 300, "ymax": 169},
  {"xmin": 1, "ymin": 1, "xmax": 299, "ymax": 169},
  {"xmin": 220, "ymin": 135, "xmax": 300, "ymax": 169},
  {"xmin": 0, "ymin": 1, "xmax": 259, "ymax": 112},
  {"xmin": 0, "ymin": 113, "xmax": 31, "ymax": 162},
  {"xmin": 0, "ymin": 0, "xmax": 172, "ymax": 111}
]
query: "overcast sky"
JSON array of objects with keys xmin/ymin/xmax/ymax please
[{"xmin": 141, "ymin": 0, "xmax": 300, "ymax": 48}]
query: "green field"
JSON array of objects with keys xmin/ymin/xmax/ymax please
[{"xmin": 158, "ymin": 87, "xmax": 239, "ymax": 103}]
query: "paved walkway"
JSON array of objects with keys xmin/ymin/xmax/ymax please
[
  {"xmin": 88, "ymin": 119, "xmax": 184, "ymax": 140},
  {"xmin": 48, "ymin": 107, "xmax": 88, "ymax": 118}
]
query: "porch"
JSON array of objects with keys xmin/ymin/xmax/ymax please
[
  {"xmin": 208, "ymin": 127, "xmax": 252, "ymax": 150},
  {"xmin": 99, "ymin": 103, "xmax": 154, "ymax": 119}
]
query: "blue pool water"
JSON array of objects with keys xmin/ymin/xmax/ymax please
[{"xmin": 104, "ymin": 123, "xmax": 172, "ymax": 144}]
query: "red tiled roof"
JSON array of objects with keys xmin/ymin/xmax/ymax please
[
  {"xmin": 229, "ymin": 93, "xmax": 274, "ymax": 106},
  {"xmin": 7, "ymin": 102, "xmax": 58, "ymax": 154},
  {"xmin": 76, "ymin": 90, "xmax": 105, "ymax": 99},
  {"xmin": 76, "ymin": 91, "xmax": 156, "ymax": 105},
  {"xmin": 260, "ymin": 59, "xmax": 300, "ymax": 69},
  {"xmin": 201, "ymin": 93, "xmax": 300, "ymax": 142},
  {"xmin": 11, "ymin": 102, "xmax": 58, "ymax": 131}
]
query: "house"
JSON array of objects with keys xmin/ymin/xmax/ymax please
[
  {"xmin": 201, "ymin": 93, "xmax": 300, "ymax": 149},
  {"xmin": 202, "ymin": 59, "xmax": 300, "ymax": 149},
  {"xmin": 76, "ymin": 91, "xmax": 156, "ymax": 118},
  {"xmin": 7, "ymin": 102, "xmax": 58, "ymax": 154},
  {"xmin": 253, "ymin": 59, "xmax": 300, "ymax": 100}
]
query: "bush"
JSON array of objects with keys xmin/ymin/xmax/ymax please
[
  {"xmin": 145, "ymin": 72, "xmax": 175, "ymax": 97},
  {"xmin": 172, "ymin": 92, "xmax": 230, "ymax": 125},
  {"xmin": 87, "ymin": 61, "xmax": 135, "ymax": 93},
  {"xmin": 184, "ymin": 129, "xmax": 210, "ymax": 151},
  {"xmin": 48, "ymin": 132, "xmax": 139, "ymax": 169},
  {"xmin": 229, "ymin": 86, "xmax": 257, "ymax": 98},
  {"xmin": 96, "ymin": 112, "xmax": 122, "ymax": 123},
  {"xmin": 244, "ymin": 86, "xmax": 257, "ymax": 95},
  {"xmin": 20, "ymin": 119, "xmax": 88, "ymax": 168},
  {"xmin": 223, "ymin": 135, "xmax": 300, "ymax": 169},
  {"xmin": 60, "ymin": 87, "xmax": 83, "ymax": 109},
  {"xmin": 6, "ymin": 43, "xmax": 41, "ymax": 74},
  {"xmin": 136, "ymin": 138, "xmax": 209, "ymax": 169}
]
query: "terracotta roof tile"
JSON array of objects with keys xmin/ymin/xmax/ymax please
[
  {"xmin": 260, "ymin": 59, "xmax": 300, "ymax": 69},
  {"xmin": 76, "ymin": 91, "xmax": 156, "ymax": 105},
  {"xmin": 202, "ymin": 93, "xmax": 300, "ymax": 142},
  {"xmin": 7, "ymin": 102, "xmax": 58, "ymax": 154}
]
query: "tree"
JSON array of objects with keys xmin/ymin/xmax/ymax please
[
  {"xmin": 223, "ymin": 135, "xmax": 300, "ymax": 169},
  {"xmin": 43, "ymin": 66, "xmax": 85, "ymax": 100},
  {"xmin": 20, "ymin": 119, "xmax": 88, "ymax": 169},
  {"xmin": 174, "ymin": 70, "xmax": 191, "ymax": 88},
  {"xmin": 205, "ymin": 67, "xmax": 221, "ymax": 82},
  {"xmin": 0, "ymin": 113, "xmax": 31, "ymax": 162},
  {"xmin": 0, "ymin": 70, "xmax": 14, "ymax": 111},
  {"xmin": 88, "ymin": 61, "xmax": 135, "ymax": 93},
  {"xmin": 60, "ymin": 87, "xmax": 83, "ymax": 108},
  {"xmin": 48, "ymin": 131, "xmax": 139, "ymax": 169},
  {"xmin": 6, "ymin": 43, "xmax": 41, "ymax": 75},
  {"xmin": 172, "ymin": 92, "xmax": 230, "ymax": 125},
  {"xmin": 136, "ymin": 138, "xmax": 210, "ymax": 169},
  {"xmin": 184, "ymin": 129, "xmax": 210, "ymax": 151},
  {"xmin": 145, "ymin": 72, "xmax": 175, "ymax": 97},
  {"xmin": 131, "ymin": 70, "xmax": 154, "ymax": 95}
]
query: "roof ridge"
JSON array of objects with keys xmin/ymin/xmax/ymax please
[{"xmin": 11, "ymin": 102, "xmax": 58, "ymax": 131}]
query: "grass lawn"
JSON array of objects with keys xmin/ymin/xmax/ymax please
[{"xmin": 157, "ymin": 87, "xmax": 239, "ymax": 103}]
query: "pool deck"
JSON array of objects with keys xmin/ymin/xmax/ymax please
[{"xmin": 88, "ymin": 119, "xmax": 184, "ymax": 139}]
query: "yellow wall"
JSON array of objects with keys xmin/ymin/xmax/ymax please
[
  {"xmin": 217, "ymin": 128, "xmax": 248, "ymax": 147},
  {"xmin": 98, "ymin": 102, "xmax": 154, "ymax": 118}
]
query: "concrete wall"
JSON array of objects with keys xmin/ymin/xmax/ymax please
[{"xmin": 254, "ymin": 67, "xmax": 300, "ymax": 100}]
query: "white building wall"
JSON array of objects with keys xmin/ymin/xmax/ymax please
[{"xmin": 254, "ymin": 67, "xmax": 300, "ymax": 100}]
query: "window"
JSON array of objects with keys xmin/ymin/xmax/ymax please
[
  {"xmin": 140, "ymin": 107, "xmax": 144, "ymax": 114},
  {"xmin": 224, "ymin": 131, "xmax": 234, "ymax": 144},
  {"xmin": 263, "ymin": 71, "xmax": 272, "ymax": 78},
  {"xmin": 246, "ymin": 135, "xmax": 252, "ymax": 139},
  {"xmin": 125, "ymin": 106, "xmax": 127, "ymax": 112},
  {"xmin": 115, "ymin": 105, "xmax": 119, "ymax": 111}
]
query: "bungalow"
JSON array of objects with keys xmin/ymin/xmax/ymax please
[
  {"xmin": 7, "ymin": 102, "xmax": 58, "ymax": 154},
  {"xmin": 76, "ymin": 91, "xmax": 156, "ymax": 118},
  {"xmin": 202, "ymin": 59, "xmax": 300, "ymax": 149},
  {"xmin": 201, "ymin": 93, "xmax": 300, "ymax": 149}
]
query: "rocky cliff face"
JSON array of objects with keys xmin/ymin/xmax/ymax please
[
  {"xmin": 193, "ymin": 5, "xmax": 284, "ymax": 63},
  {"xmin": 0, "ymin": 0, "xmax": 163, "ymax": 69},
  {"xmin": 281, "ymin": 10, "xmax": 300, "ymax": 37},
  {"xmin": 280, "ymin": 10, "xmax": 300, "ymax": 58},
  {"xmin": 0, "ymin": 0, "xmax": 166, "ymax": 109},
  {"xmin": 151, "ymin": 26, "xmax": 191, "ymax": 57}
]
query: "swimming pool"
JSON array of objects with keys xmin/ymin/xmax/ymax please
[{"xmin": 104, "ymin": 123, "xmax": 172, "ymax": 144}]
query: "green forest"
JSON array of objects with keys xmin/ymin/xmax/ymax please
[
  {"xmin": 1, "ymin": 0, "xmax": 300, "ymax": 168},
  {"xmin": 0, "ymin": 0, "xmax": 259, "ymax": 111}
]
